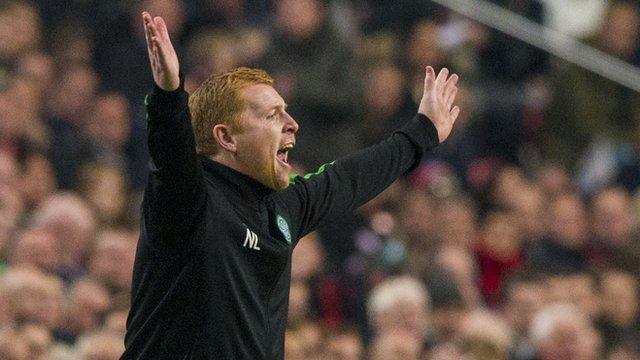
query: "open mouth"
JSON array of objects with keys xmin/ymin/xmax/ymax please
[{"xmin": 276, "ymin": 143, "xmax": 294, "ymax": 165}]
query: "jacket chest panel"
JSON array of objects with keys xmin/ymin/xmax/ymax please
[{"xmin": 201, "ymin": 201, "xmax": 291, "ymax": 298}]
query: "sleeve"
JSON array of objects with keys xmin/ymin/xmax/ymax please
[
  {"xmin": 276, "ymin": 114, "xmax": 439, "ymax": 243},
  {"xmin": 142, "ymin": 78, "xmax": 207, "ymax": 251}
]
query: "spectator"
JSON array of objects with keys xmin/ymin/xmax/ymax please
[
  {"xmin": 84, "ymin": 93, "xmax": 132, "ymax": 166},
  {"xmin": 404, "ymin": 19, "xmax": 447, "ymax": 94},
  {"xmin": 295, "ymin": 321, "xmax": 325, "ymax": 357},
  {"xmin": 0, "ymin": 185, "xmax": 24, "ymax": 269},
  {"xmin": 512, "ymin": 183, "xmax": 548, "ymax": 244},
  {"xmin": 4, "ymin": 73, "xmax": 49, "ymax": 149},
  {"xmin": 435, "ymin": 245, "xmax": 481, "ymax": 308},
  {"xmin": 78, "ymin": 164, "xmax": 129, "ymax": 227},
  {"xmin": 75, "ymin": 331, "xmax": 125, "ymax": 360},
  {"xmin": 18, "ymin": 149, "xmax": 57, "ymax": 210},
  {"xmin": 3, "ymin": 267, "xmax": 64, "ymax": 331},
  {"xmin": 260, "ymin": 0, "xmax": 362, "ymax": 167},
  {"xmin": 426, "ymin": 82, "xmax": 487, "ymax": 186},
  {"xmin": 540, "ymin": 0, "xmax": 608, "ymax": 39},
  {"xmin": 424, "ymin": 269, "xmax": 467, "ymax": 344},
  {"xmin": 325, "ymin": 327, "xmax": 364, "ymax": 360},
  {"xmin": 87, "ymin": 229, "xmax": 136, "ymax": 294},
  {"xmin": 537, "ymin": 164, "xmax": 573, "ymax": 197},
  {"xmin": 589, "ymin": 186, "xmax": 640, "ymax": 275},
  {"xmin": 528, "ymin": 193, "xmax": 590, "ymax": 274},
  {"xmin": 437, "ymin": 196, "xmax": 478, "ymax": 248},
  {"xmin": 597, "ymin": 271, "xmax": 640, "ymax": 352},
  {"xmin": 291, "ymin": 231, "xmax": 325, "ymax": 283},
  {"xmin": 0, "ymin": 326, "xmax": 30, "ymax": 360},
  {"xmin": 19, "ymin": 323, "xmax": 52, "ymax": 360},
  {"xmin": 10, "ymin": 229, "xmax": 59, "ymax": 273},
  {"xmin": 608, "ymin": 343, "xmax": 640, "ymax": 360},
  {"xmin": 59, "ymin": 277, "xmax": 112, "ymax": 343},
  {"xmin": 545, "ymin": 0, "xmax": 640, "ymax": 171},
  {"xmin": 16, "ymin": 51, "xmax": 54, "ymax": 94},
  {"xmin": 0, "ymin": 75, "xmax": 49, "ymax": 160},
  {"xmin": 360, "ymin": 0, "xmax": 443, "ymax": 33},
  {"xmin": 104, "ymin": 308, "xmax": 129, "ymax": 337},
  {"xmin": 424, "ymin": 342, "xmax": 468, "ymax": 360},
  {"xmin": 48, "ymin": 22, "xmax": 94, "ymax": 65},
  {"xmin": 529, "ymin": 303, "xmax": 602, "ymax": 360},
  {"xmin": 476, "ymin": 209, "xmax": 524, "ymax": 305},
  {"xmin": 477, "ymin": 0, "xmax": 548, "ymax": 83},
  {"xmin": 288, "ymin": 280, "xmax": 311, "ymax": 327},
  {"xmin": 370, "ymin": 329, "xmax": 422, "ymax": 360},
  {"xmin": 484, "ymin": 166, "xmax": 528, "ymax": 210},
  {"xmin": 184, "ymin": 29, "xmax": 240, "ymax": 91},
  {"xmin": 93, "ymin": 0, "xmax": 183, "ymax": 107},
  {"xmin": 546, "ymin": 272, "xmax": 600, "ymax": 321},
  {"xmin": 284, "ymin": 329, "xmax": 307, "ymax": 360},
  {"xmin": 30, "ymin": 193, "xmax": 96, "ymax": 281},
  {"xmin": 399, "ymin": 188, "xmax": 439, "ymax": 274},
  {"xmin": 459, "ymin": 310, "xmax": 513, "ymax": 360},
  {"xmin": 0, "ymin": 1, "xmax": 41, "ymax": 62},
  {"xmin": 502, "ymin": 272, "xmax": 547, "ymax": 360},
  {"xmin": 367, "ymin": 276, "xmax": 431, "ymax": 343},
  {"xmin": 361, "ymin": 62, "xmax": 416, "ymax": 146},
  {"xmin": 44, "ymin": 63, "xmax": 98, "ymax": 189}
]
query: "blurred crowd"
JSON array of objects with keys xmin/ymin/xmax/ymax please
[{"xmin": 2, "ymin": 0, "xmax": 640, "ymax": 359}]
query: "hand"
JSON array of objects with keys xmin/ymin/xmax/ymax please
[
  {"xmin": 142, "ymin": 11, "xmax": 180, "ymax": 91},
  {"xmin": 418, "ymin": 67, "xmax": 460, "ymax": 143}
]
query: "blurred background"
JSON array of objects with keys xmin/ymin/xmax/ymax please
[{"xmin": 1, "ymin": 0, "xmax": 640, "ymax": 359}]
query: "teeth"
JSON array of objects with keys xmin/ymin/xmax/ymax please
[{"xmin": 280, "ymin": 144, "xmax": 294, "ymax": 152}]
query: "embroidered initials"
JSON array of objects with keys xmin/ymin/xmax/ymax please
[{"xmin": 243, "ymin": 228, "xmax": 260, "ymax": 250}]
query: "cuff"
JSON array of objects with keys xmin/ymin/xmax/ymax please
[
  {"xmin": 395, "ymin": 113, "xmax": 440, "ymax": 172},
  {"xmin": 145, "ymin": 74, "xmax": 188, "ymax": 114}
]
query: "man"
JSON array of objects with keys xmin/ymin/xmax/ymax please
[{"xmin": 122, "ymin": 12, "xmax": 459, "ymax": 359}]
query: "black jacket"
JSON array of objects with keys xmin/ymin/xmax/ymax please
[{"xmin": 121, "ymin": 81, "xmax": 439, "ymax": 359}]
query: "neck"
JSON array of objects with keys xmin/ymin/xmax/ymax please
[
  {"xmin": 199, "ymin": 154, "xmax": 274, "ymax": 202},
  {"xmin": 209, "ymin": 151, "xmax": 271, "ymax": 188},
  {"xmin": 210, "ymin": 152, "xmax": 246, "ymax": 176}
]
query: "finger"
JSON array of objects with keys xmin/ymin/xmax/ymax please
[
  {"xmin": 142, "ymin": 14, "xmax": 160, "ymax": 70},
  {"xmin": 147, "ymin": 21, "xmax": 161, "ymax": 58},
  {"xmin": 142, "ymin": 11, "xmax": 152, "ymax": 27},
  {"xmin": 435, "ymin": 67, "xmax": 449, "ymax": 94},
  {"xmin": 450, "ymin": 105, "xmax": 460, "ymax": 123},
  {"xmin": 149, "ymin": 40, "xmax": 159, "ymax": 68},
  {"xmin": 446, "ymin": 86, "xmax": 458, "ymax": 110},
  {"xmin": 153, "ymin": 17, "xmax": 174, "ymax": 53},
  {"xmin": 424, "ymin": 66, "xmax": 436, "ymax": 93},
  {"xmin": 444, "ymin": 73, "xmax": 458, "ymax": 97},
  {"xmin": 155, "ymin": 16, "xmax": 171, "ymax": 43},
  {"xmin": 153, "ymin": 17, "xmax": 176, "ymax": 68},
  {"xmin": 143, "ymin": 14, "xmax": 155, "ymax": 53},
  {"xmin": 145, "ymin": 14, "xmax": 159, "ymax": 39},
  {"xmin": 444, "ymin": 74, "xmax": 458, "ymax": 108}
]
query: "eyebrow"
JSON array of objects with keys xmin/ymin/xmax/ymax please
[{"xmin": 266, "ymin": 103, "xmax": 287, "ymax": 114}]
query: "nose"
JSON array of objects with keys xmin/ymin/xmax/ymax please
[{"xmin": 283, "ymin": 112, "xmax": 299, "ymax": 134}]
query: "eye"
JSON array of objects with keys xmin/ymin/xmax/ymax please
[{"xmin": 267, "ymin": 112, "xmax": 277, "ymax": 120}]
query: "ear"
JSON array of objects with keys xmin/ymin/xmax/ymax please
[{"xmin": 212, "ymin": 124, "xmax": 237, "ymax": 153}]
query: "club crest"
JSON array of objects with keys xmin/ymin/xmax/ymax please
[{"xmin": 276, "ymin": 215, "xmax": 292, "ymax": 244}]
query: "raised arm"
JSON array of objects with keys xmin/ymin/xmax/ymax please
[
  {"xmin": 276, "ymin": 67, "xmax": 459, "ymax": 242},
  {"xmin": 141, "ymin": 12, "xmax": 205, "ymax": 250}
]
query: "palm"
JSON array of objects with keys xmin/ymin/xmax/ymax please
[
  {"xmin": 143, "ymin": 12, "xmax": 180, "ymax": 91},
  {"xmin": 418, "ymin": 67, "xmax": 460, "ymax": 143}
]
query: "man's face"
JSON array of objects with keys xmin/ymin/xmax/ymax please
[
  {"xmin": 550, "ymin": 196, "xmax": 588, "ymax": 248},
  {"xmin": 234, "ymin": 84, "xmax": 298, "ymax": 190},
  {"xmin": 505, "ymin": 282, "xmax": 545, "ymax": 334}
]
